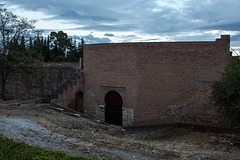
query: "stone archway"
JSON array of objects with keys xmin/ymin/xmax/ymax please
[
  {"xmin": 104, "ymin": 90, "xmax": 123, "ymax": 126},
  {"xmin": 76, "ymin": 91, "xmax": 84, "ymax": 113}
]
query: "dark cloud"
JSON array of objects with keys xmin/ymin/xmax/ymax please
[
  {"xmin": 104, "ymin": 33, "xmax": 115, "ymax": 37},
  {"xmin": 4, "ymin": 0, "xmax": 120, "ymax": 24},
  {"xmin": 231, "ymin": 34, "xmax": 240, "ymax": 41},
  {"xmin": 184, "ymin": 0, "xmax": 240, "ymax": 30},
  {"xmin": 200, "ymin": 22, "xmax": 240, "ymax": 32},
  {"xmin": 79, "ymin": 24, "xmax": 137, "ymax": 32},
  {"xmin": 116, "ymin": 34, "xmax": 140, "ymax": 42},
  {"xmin": 83, "ymin": 34, "xmax": 111, "ymax": 44},
  {"xmin": 4, "ymin": 0, "xmax": 240, "ymax": 34},
  {"xmin": 2, "ymin": 0, "xmax": 240, "ymax": 47}
]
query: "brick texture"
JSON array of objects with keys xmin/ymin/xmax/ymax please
[{"xmin": 84, "ymin": 35, "xmax": 231, "ymax": 127}]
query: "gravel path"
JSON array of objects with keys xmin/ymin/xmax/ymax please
[
  {"xmin": 0, "ymin": 117, "xmax": 92, "ymax": 153},
  {"xmin": 0, "ymin": 116, "xmax": 161, "ymax": 160}
]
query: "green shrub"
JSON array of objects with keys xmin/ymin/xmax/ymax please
[
  {"xmin": 54, "ymin": 55, "xmax": 66, "ymax": 62},
  {"xmin": 211, "ymin": 59, "xmax": 240, "ymax": 126}
]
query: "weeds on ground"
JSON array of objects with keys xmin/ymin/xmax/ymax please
[{"xmin": 0, "ymin": 136, "xmax": 107, "ymax": 160}]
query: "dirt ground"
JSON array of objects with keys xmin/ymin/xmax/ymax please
[{"xmin": 0, "ymin": 100, "xmax": 240, "ymax": 160}]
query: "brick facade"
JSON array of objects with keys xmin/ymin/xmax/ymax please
[
  {"xmin": 84, "ymin": 35, "xmax": 231, "ymax": 127},
  {"xmin": 1, "ymin": 35, "xmax": 232, "ymax": 127}
]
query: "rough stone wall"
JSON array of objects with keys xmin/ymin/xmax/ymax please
[
  {"xmin": 3, "ymin": 74, "xmax": 41, "ymax": 99},
  {"xmin": 42, "ymin": 63, "xmax": 82, "ymax": 98},
  {"xmin": 4, "ymin": 62, "xmax": 81, "ymax": 100},
  {"xmin": 83, "ymin": 89, "xmax": 103, "ymax": 119},
  {"xmin": 50, "ymin": 72, "xmax": 83, "ymax": 110},
  {"xmin": 84, "ymin": 35, "xmax": 231, "ymax": 127}
]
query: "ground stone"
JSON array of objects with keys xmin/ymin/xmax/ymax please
[{"xmin": 188, "ymin": 154, "xmax": 226, "ymax": 160}]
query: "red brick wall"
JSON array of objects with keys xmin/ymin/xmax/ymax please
[
  {"xmin": 84, "ymin": 35, "xmax": 231, "ymax": 127},
  {"xmin": 135, "ymin": 36, "xmax": 230, "ymax": 126},
  {"xmin": 84, "ymin": 43, "xmax": 138, "ymax": 122}
]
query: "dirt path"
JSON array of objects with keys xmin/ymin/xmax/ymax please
[
  {"xmin": 0, "ymin": 117, "xmax": 157, "ymax": 160},
  {"xmin": 0, "ymin": 100, "xmax": 240, "ymax": 160}
]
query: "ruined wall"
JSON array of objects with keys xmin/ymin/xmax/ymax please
[
  {"xmin": 50, "ymin": 71, "xmax": 84, "ymax": 110},
  {"xmin": 3, "ymin": 63, "xmax": 82, "ymax": 101},
  {"xmin": 84, "ymin": 35, "xmax": 231, "ymax": 127}
]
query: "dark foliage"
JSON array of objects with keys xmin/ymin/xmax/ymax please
[{"xmin": 211, "ymin": 59, "xmax": 240, "ymax": 126}]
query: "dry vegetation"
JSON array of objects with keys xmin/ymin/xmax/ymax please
[{"xmin": 0, "ymin": 100, "xmax": 240, "ymax": 160}]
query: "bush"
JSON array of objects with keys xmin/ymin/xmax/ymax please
[
  {"xmin": 211, "ymin": 59, "xmax": 240, "ymax": 126},
  {"xmin": 65, "ymin": 52, "xmax": 80, "ymax": 62},
  {"xmin": 54, "ymin": 55, "xmax": 66, "ymax": 62}
]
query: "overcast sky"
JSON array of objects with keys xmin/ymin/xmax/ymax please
[{"xmin": 1, "ymin": 0, "xmax": 240, "ymax": 52}]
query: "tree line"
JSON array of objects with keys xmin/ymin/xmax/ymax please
[{"xmin": 9, "ymin": 30, "xmax": 84, "ymax": 63}]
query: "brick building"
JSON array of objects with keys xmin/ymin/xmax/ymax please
[
  {"xmin": 1, "ymin": 35, "xmax": 231, "ymax": 127},
  {"xmin": 83, "ymin": 35, "xmax": 231, "ymax": 127}
]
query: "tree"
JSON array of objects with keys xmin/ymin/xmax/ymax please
[
  {"xmin": 33, "ymin": 31, "xmax": 42, "ymax": 59},
  {"xmin": 20, "ymin": 35, "xmax": 25, "ymax": 52},
  {"xmin": 42, "ymin": 37, "xmax": 47, "ymax": 62},
  {"xmin": 46, "ymin": 35, "xmax": 50, "ymax": 61},
  {"xmin": 29, "ymin": 36, "xmax": 33, "ymax": 50},
  {"xmin": 79, "ymin": 37, "xmax": 85, "ymax": 58},
  {"xmin": 48, "ymin": 31, "xmax": 85, "ymax": 62},
  {"xmin": 0, "ymin": 4, "xmax": 38, "ymax": 100},
  {"xmin": 211, "ymin": 59, "xmax": 240, "ymax": 126},
  {"xmin": 50, "ymin": 31, "xmax": 71, "ymax": 58}
]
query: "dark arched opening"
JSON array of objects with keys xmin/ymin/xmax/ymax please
[
  {"xmin": 76, "ymin": 91, "xmax": 84, "ymax": 113},
  {"xmin": 104, "ymin": 90, "xmax": 123, "ymax": 126}
]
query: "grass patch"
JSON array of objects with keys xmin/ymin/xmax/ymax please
[{"xmin": 0, "ymin": 136, "xmax": 106, "ymax": 160}]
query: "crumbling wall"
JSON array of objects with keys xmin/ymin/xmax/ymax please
[
  {"xmin": 4, "ymin": 62, "xmax": 81, "ymax": 100},
  {"xmin": 50, "ymin": 72, "xmax": 84, "ymax": 110}
]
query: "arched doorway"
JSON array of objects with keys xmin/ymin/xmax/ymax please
[
  {"xmin": 104, "ymin": 90, "xmax": 123, "ymax": 126},
  {"xmin": 76, "ymin": 91, "xmax": 84, "ymax": 113}
]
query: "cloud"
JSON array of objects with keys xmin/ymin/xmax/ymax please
[
  {"xmin": 200, "ymin": 22, "xmax": 240, "ymax": 32},
  {"xmin": 83, "ymin": 34, "xmax": 111, "ymax": 44},
  {"xmin": 2, "ymin": 0, "xmax": 240, "ymax": 48},
  {"xmin": 119, "ymin": 35, "xmax": 140, "ymax": 42},
  {"xmin": 79, "ymin": 24, "xmax": 137, "ymax": 32},
  {"xmin": 184, "ymin": 0, "xmax": 240, "ymax": 30},
  {"xmin": 69, "ymin": 35, "xmax": 82, "ymax": 40},
  {"xmin": 104, "ymin": 33, "xmax": 115, "ymax": 37},
  {"xmin": 4, "ymin": 0, "xmax": 240, "ymax": 34},
  {"xmin": 231, "ymin": 34, "xmax": 240, "ymax": 42},
  {"xmin": 3, "ymin": 0, "xmax": 120, "ymax": 24}
]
